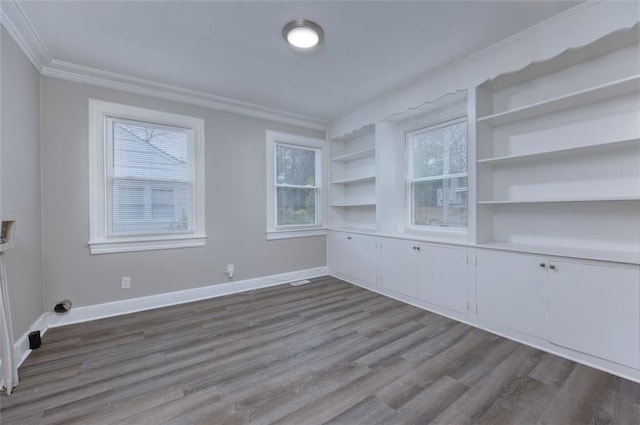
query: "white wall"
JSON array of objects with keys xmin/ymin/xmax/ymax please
[
  {"xmin": 0, "ymin": 27, "xmax": 45, "ymax": 338},
  {"xmin": 40, "ymin": 77, "xmax": 326, "ymax": 308}
]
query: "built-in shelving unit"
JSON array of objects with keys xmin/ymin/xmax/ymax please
[
  {"xmin": 475, "ymin": 28, "xmax": 640, "ymax": 262},
  {"xmin": 329, "ymin": 125, "xmax": 376, "ymax": 231}
]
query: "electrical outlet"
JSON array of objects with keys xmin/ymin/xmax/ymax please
[
  {"xmin": 226, "ymin": 264, "xmax": 234, "ymax": 278},
  {"xmin": 121, "ymin": 276, "xmax": 131, "ymax": 289}
]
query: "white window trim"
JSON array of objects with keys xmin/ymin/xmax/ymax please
[
  {"xmin": 404, "ymin": 115, "xmax": 468, "ymax": 239},
  {"xmin": 265, "ymin": 131, "xmax": 327, "ymax": 240},
  {"xmin": 89, "ymin": 99, "xmax": 206, "ymax": 254}
]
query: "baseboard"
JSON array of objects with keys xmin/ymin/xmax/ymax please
[
  {"xmin": 5, "ymin": 266, "xmax": 326, "ymax": 381},
  {"xmin": 13, "ymin": 312, "xmax": 49, "ymax": 368},
  {"xmin": 331, "ymin": 272, "xmax": 640, "ymax": 384},
  {"xmin": 45, "ymin": 266, "xmax": 327, "ymax": 329}
]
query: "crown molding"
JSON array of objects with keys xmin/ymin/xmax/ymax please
[
  {"xmin": 42, "ymin": 60, "xmax": 329, "ymax": 130},
  {"xmin": 0, "ymin": 0, "xmax": 51, "ymax": 71},
  {"xmin": 0, "ymin": 0, "xmax": 328, "ymax": 131}
]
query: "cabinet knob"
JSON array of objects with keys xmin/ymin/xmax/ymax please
[
  {"xmin": 416, "ymin": 246, "xmax": 420, "ymax": 251},
  {"xmin": 549, "ymin": 264, "xmax": 556, "ymax": 270},
  {"xmin": 539, "ymin": 262, "xmax": 546, "ymax": 268},
  {"xmin": 346, "ymin": 236, "xmax": 352, "ymax": 240}
]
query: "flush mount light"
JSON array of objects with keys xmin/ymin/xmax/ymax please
[{"xmin": 282, "ymin": 19, "xmax": 324, "ymax": 50}]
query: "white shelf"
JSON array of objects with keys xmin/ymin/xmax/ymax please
[
  {"xmin": 478, "ymin": 196, "xmax": 640, "ymax": 205},
  {"xmin": 332, "ymin": 201, "xmax": 376, "ymax": 207},
  {"xmin": 330, "ymin": 175, "xmax": 375, "ymax": 185},
  {"xmin": 477, "ymin": 138, "xmax": 640, "ymax": 166},
  {"xmin": 331, "ymin": 147, "xmax": 375, "ymax": 162},
  {"xmin": 480, "ymin": 242, "xmax": 640, "ymax": 265},
  {"xmin": 478, "ymin": 75, "xmax": 640, "ymax": 126}
]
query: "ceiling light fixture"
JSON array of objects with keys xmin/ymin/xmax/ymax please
[{"xmin": 283, "ymin": 19, "xmax": 324, "ymax": 50}]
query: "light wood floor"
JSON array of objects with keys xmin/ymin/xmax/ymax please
[{"xmin": 1, "ymin": 277, "xmax": 639, "ymax": 424}]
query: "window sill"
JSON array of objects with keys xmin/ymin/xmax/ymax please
[
  {"xmin": 89, "ymin": 234, "xmax": 207, "ymax": 254},
  {"xmin": 266, "ymin": 228, "xmax": 328, "ymax": 240}
]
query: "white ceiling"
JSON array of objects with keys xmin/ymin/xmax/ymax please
[{"xmin": 16, "ymin": 1, "xmax": 581, "ymax": 123}]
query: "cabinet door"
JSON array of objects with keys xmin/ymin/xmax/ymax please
[
  {"xmin": 378, "ymin": 238, "xmax": 418, "ymax": 298},
  {"xmin": 548, "ymin": 261, "xmax": 640, "ymax": 368},
  {"xmin": 476, "ymin": 250, "xmax": 547, "ymax": 339},
  {"xmin": 349, "ymin": 234, "xmax": 378, "ymax": 287},
  {"xmin": 418, "ymin": 245, "xmax": 469, "ymax": 314},
  {"xmin": 328, "ymin": 232, "xmax": 352, "ymax": 278}
]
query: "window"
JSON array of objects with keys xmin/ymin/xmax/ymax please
[
  {"xmin": 406, "ymin": 117, "xmax": 468, "ymax": 232},
  {"xmin": 89, "ymin": 100, "xmax": 205, "ymax": 254},
  {"xmin": 266, "ymin": 131, "xmax": 326, "ymax": 240}
]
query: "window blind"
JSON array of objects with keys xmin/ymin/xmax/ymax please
[{"xmin": 106, "ymin": 118, "xmax": 193, "ymax": 236}]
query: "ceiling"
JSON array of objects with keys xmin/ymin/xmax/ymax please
[{"xmin": 15, "ymin": 1, "xmax": 581, "ymax": 124}]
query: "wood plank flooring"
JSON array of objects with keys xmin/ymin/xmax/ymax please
[{"xmin": 1, "ymin": 276, "xmax": 639, "ymax": 424}]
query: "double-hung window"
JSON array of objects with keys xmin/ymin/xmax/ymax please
[
  {"xmin": 406, "ymin": 117, "xmax": 468, "ymax": 232},
  {"xmin": 266, "ymin": 131, "xmax": 325, "ymax": 240},
  {"xmin": 89, "ymin": 100, "xmax": 205, "ymax": 254}
]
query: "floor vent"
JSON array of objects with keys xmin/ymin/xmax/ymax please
[{"xmin": 289, "ymin": 279, "xmax": 311, "ymax": 286}]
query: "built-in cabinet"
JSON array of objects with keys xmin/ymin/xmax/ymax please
[
  {"xmin": 327, "ymin": 231, "xmax": 377, "ymax": 286},
  {"xmin": 330, "ymin": 230, "xmax": 640, "ymax": 377},
  {"xmin": 477, "ymin": 250, "xmax": 640, "ymax": 369},
  {"xmin": 331, "ymin": 232, "xmax": 471, "ymax": 315},
  {"xmin": 327, "ymin": 27, "xmax": 640, "ymax": 381},
  {"xmin": 547, "ymin": 261, "xmax": 640, "ymax": 369},
  {"xmin": 377, "ymin": 238, "xmax": 418, "ymax": 298},
  {"xmin": 476, "ymin": 250, "xmax": 547, "ymax": 339},
  {"xmin": 417, "ymin": 244, "xmax": 469, "ymax": 315}
]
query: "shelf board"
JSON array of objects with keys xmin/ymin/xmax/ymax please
[
  {"xmin": 331, "ymin": 202, "xmax": 376, "ymax": 207},
  {"xmin": 331, "ymin": 147, "xmax": 375, "ymax": 162},
  {"xmin": 477, "ymin": 138, "xmax": 640, "ymax": 166},
  {"xmin": 478, "ymin": 196, "xmax": 640, "ymax": 205},
  {"xmin": 480, "ymin": 242, "xmax": 640, "ymax": 265},
  {"xmin": 330, "ymin": 175, "xmax": 376, "ymax": 185},
  {"xmin": 477, "ymin": 75, "xmax": 640, "ymax": 126}
]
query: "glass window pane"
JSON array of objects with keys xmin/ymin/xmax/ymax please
[
  {"xmin": 276, "ymin": 144, "xmax": 316, "ymax": 186},
  {"xmin": 109, "ymin": 119, "xmax": 193, "ymax": 236},
  {"xmin": 112, "ymin": 120, "xmax": 190, "ymax": 181},
  {"xmin": 152, "ymin": 188, "xmax": 174, "ymax": 220},
  {"xmin": 410, "ymin": 120, "xmax": 467, "ymax": 178},
  {"xmin": 277, "ymin": 187, "xmax": 317, "ymax": 226},
  {"xmin": 413, "ymin": 177, "xmax": 468, "ymax": 229}
]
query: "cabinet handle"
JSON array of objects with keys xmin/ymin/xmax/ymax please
[
  {"xmin": 539, "ymin": 262, "xmax": 546, "ymax": 268},
  {"xmin": 346, "ymin": 236, "xmax": 352, "ymax": 240},
  {"xmin": 549, "ymin": 264, "xmax": 556, "ymax": 270}
]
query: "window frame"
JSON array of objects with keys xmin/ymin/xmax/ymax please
[
  {"xmin": 404, "ymin": 115, "xmax": 469, "ymax": 239},
  {"xmin": 89, "ymin": 100, "xmax": 206, "ymax": 254},
  {"xmin": 265, "ymin": 131, "xmax": 326, "ymax": 240}
]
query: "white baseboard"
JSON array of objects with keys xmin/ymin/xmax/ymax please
[
  {"xmin": 46, "ymin": 266, "xmax": 327, "ymax": 329},
  {"xmin": 332, "ymin": 272, "xmax": 640, "ymax": 384},
  {"xmin": 9, "ymin": 267, "xmax": 327, "ymax": 370},
  {"xmin": 14, "ymin": 312, "xmax": 49, "ymax": 368}
]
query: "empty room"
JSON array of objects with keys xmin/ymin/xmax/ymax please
[{"xmin": 1, "ymin": 1, "xmax": 639, "ymax": 424}]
